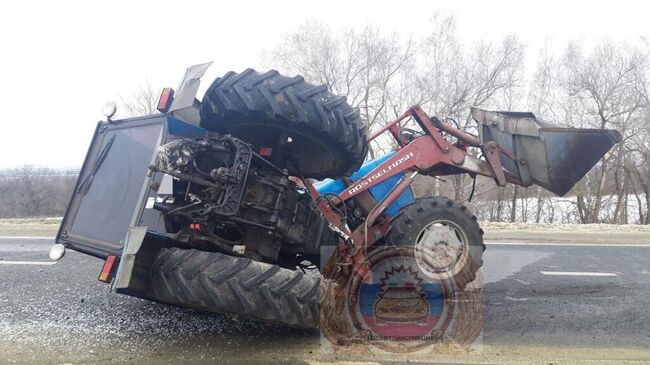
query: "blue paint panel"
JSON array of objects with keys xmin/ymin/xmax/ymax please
[
  {"xmin": 167, "ymin": 117, "xmax": 207, "ymax": 138},
  {"xmin": 316, "ymin": 151, "xmax": 415, "ymax": 217}
]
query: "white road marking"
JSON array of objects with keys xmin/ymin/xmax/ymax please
[
  {"xmin": 0, "ymin": 236, "xmax": 54, "ymax": 240},
  {"xmin": 0, "ymin": 260, "xmax": 57, "ymax": 266},
  {"xmin": 539, "ymin": 271, "xmax": 617, "ymax": 277},
  {"xmin": 504, "ymin": 295, "xmax": 616, "ymax": 302},
  {"xmin": 504, "ymin": 296, "xmax": 530, "ymax": 302},
  {"xmin": 486, "ymin": 241, "xmax": 650, "ymax": 247}
]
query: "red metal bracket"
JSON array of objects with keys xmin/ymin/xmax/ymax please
[
  {"xmin": 482, "ymin": 142, "xmax": 507, "ymax": 186},
  {"xmin": 310, "ymin": 104, "xmax": 523, "ymax": 270}
]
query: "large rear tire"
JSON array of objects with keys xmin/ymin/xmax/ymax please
[
  {"xmin": 148, "ymin": 247, "xmax": 320, "ymax": 329},
  {"xmin": 384, "ymin": 196, "xmax": 485, "ymax": 290},
  {"xmin": 200, "ymin": 69, "xmax": 368, "ymax": 179}
]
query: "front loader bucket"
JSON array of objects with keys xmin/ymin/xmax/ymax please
[{"xmin": 471, "ymin": 108, "xmax": 622, "ymax": 196}]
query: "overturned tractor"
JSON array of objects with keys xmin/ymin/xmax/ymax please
[{"xmin": 55, "ymin": 63, "xmax": 620, "ymax": 330}]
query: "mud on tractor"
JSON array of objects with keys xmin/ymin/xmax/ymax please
[{"xmin": 55, "ymin": 63, "xmax": 621, "ymax": 330}]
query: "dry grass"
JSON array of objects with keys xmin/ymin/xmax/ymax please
[
  {"xmin": 1, "ymin": 218, "xmax": 648, "ymax": 243},
  {"xmin": 0, "ymin": 217, "xmax": 61, "ymax": 236}
]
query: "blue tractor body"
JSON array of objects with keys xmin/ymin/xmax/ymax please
[{"xmin": 316, "ymin": 151, "xmax": 415, "ymax": 217}]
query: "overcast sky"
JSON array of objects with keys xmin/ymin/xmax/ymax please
[{"xmin": 0, "ymin": 0, "xmax": 647, "ymax": 169}]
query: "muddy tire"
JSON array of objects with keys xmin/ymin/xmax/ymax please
[
  {"xmin": 200, "ymin": 68, "xmax": 368, "ymax": 179},
  {"xmin": 384, "ymin": 196, "xmax": 485, "ymax": 290},
  {"xmin": 148, "ymin": 247, "xmax": 320, "ymax": 329}
]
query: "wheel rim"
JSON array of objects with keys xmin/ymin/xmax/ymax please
[{"xmin": 413, "ymin": 220, "xmax": 470, "ymax": 281}]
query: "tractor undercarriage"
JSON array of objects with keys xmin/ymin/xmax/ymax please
[{"xmin": 149, "ymin": 135, "xmax": 336, "ymax": 267}]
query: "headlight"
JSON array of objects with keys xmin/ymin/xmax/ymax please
[
  {"xmin": 48, "ymin": 243, "xmax": 66, "ymax": 261},
  {"xmin": 103, "ymin": 102, "xmax": 117, "ymax": 120}
]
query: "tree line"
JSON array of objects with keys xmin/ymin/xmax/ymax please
[
  {"xmin": 265, "ymin": 16, "xmax": 650, "ymax": 224},
  {"xmin": 5, "ymin": 15, "xmax": 648, "ymax": 224},
  {"xmin": 0, "ymin": 166, "xmax": 77, "ymax": 218}
]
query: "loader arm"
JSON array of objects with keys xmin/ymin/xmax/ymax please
[{"xmin": 308, "ymin": 104, "xmax": 621, "ymax": 273}]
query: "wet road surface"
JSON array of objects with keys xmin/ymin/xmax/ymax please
[{"xmin": 1, "ymin": 236, "xmax": 649, "ymax": 364}]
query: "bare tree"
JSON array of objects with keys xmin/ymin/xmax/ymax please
[
  {"xmin": 0, "ymin": 166, "xmax": 77, "ymax": 218},
  {"xmin": 414, "ymin": 15, "xmax": 525, "ymax": 202},
  {"xmin": 627, "ymin": 57, "xmax": 650, "ymax": 223},
  {"xmin": 559, "ymin": 40, "xmax": 648, "ymax": 223},
  {"xmin": 119, "ymin": 81, "xmax": 161, "ymax": 117},
  {"xmin": 268, "ymin": 22, "xmax": 414, "ymax": 158},
  {"xmin": 412, "ymin": 15, "xmax": 525, "ymax": 124}
]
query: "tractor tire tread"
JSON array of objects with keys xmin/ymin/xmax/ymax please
[
  {"xmin": 149, "ymin": 247, "xmax": 319, "ymax": 329},
  {"xmin": 200, "ymin": 69, "xmax": 368, "ymax": 178}
]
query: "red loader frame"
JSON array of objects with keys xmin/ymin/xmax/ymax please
[{"xmin": 303, "ymin": 105, "xmax": 523, "ymax": 274}]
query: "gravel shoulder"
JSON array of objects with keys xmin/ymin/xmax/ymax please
[
  {"xmin": 2, "ymin": 219, "xmax": 648, "ymax": 244},
  {"xmin": 0, "ymin": 218, "xmax": 61, "ymax": 237}
]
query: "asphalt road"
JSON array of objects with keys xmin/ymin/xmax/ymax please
[{"xmin": 1, "ymin": 236, "xmax": 649, "ymax": 364}]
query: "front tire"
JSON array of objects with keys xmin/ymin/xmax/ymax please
[{"xmin": 384, "ymin": 196, "xmax": 485, "ymax": 290}]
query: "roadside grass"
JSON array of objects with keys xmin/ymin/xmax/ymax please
[
  {"xmin": 0, "ymin": 218, "xmax": 61, "ymax": 237},
  {"xmin": 1, "ymin": 218, "xmax": 648, "ymax": 243}
]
